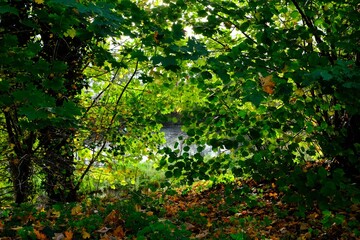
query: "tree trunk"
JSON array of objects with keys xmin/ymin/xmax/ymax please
[
  {"xmin": 10, "ymin": 155, "xmax": 33, "ymax": 204},
  {"xmin": 39, "ymin": 127, "xmax": 78, "ymax": 202}
]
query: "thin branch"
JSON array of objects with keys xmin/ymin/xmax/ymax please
[
  {"xmin": 215, "ymin": 14, "xmax": 257, "ymax": 45},
  {"xmin": 75, "ymin": 60, "xmax": 139, "ymax": 190},
  {"xmin": 208, "ymin": 36, "xmax": 228, "ymax": 48},
  {"xmin": 290, "ymin": 0, "xmax": 334, "ymax": 64},
  {"xmin": 83, "ymin": 67, "xmax": 121, "ymax": 116},
  {"xmin": 75, "ymin": 140, "xmax": 107, "ymax": 191},
  {"xmin": 110, "ymin": 59, "xmax": 139, "ymax": 126}
]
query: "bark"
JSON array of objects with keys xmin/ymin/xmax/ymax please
[{"xmin": 39, "ymin": 127, "xmax": 78, "ymax": 202}]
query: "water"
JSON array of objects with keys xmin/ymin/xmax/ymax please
[{"xmin": 161, "ymin": 124, "xmax": 225, "ymax": 157}]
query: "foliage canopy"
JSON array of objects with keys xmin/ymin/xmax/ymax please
[{"xmin": 0, "ymin": 0, "xmax": 359, "ymax": 218}]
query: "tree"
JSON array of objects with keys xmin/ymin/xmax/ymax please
[
  {"xmin": 0, "ymin": 0, "xmax": 138, "ymax": 203},
  {"xmin": 1, "ymin": 0, "xmax": 359, "ymax": 208},
  {"xmin": 159, "ymin": 0, "xmax": 360, "ymax": 207},
  {"xmin": 0, "ymin": 0, "xmax": 206, "ymax": 203}
]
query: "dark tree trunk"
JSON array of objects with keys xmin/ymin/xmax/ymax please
[
  {"xmin": 1, "ymin": 0, "xmax": 35, "ymax": 204},
  {"xmin": 35, "ymin": 6, "xmax": 88, "ymax": 202},
  {"xmin": 341, "ymin": 114, "xmax": 360, "ymax": 179},
  {"xmin": 10, "ymin": 155, "xmax": 33, "ymax": 204},
  {"xmin": 4, "ymin": 110, "xmax": 36, "ymax": 204},
  {"xmin": 39, "ymin": 127, "xmax": 78, "ymax": 202}
]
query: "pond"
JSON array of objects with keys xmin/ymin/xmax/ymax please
[{"xmin": 161, "ymin": 124, "xmax": 228, "ymax": 158}]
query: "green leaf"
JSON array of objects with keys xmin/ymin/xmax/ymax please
[
  {"xmin": 165, "ymin": 171, "xmax": 173, "ymax": 178},
  {"xmin": 173, "ymin": 168, "xmax": 182, "ymax": 178},
  {"xmin": 244, "ymin": 92, "xmax": 264, "ymax": 107},
  {"xmin": 318, "ymin": 167, "xmax": 327, "ymax": 180},
  {"xmin": 320, "ymin": 70, "xmax": 332, "ymax": 81},
  {"xmin": 172, "ymin": 23, "xmax": 184, "ymax": 40},
  {"xmin": 201, "ymin": 71, "xmax": 212, "ymax": 79},
  {"xmin": 343, "ymin": 82, "xmax": 360, "ymax": 89},
  {"xmin": 0, "ymin": 5, "xmax": 19, "ymax": 15},
  {"xmin": 131, "ymin": 50, "xmax": 148, "ymax": 62}
]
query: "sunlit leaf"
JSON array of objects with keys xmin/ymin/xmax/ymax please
[{"xmin": 259, "ymin": 74, "xmax": 275, "ymax": 94}]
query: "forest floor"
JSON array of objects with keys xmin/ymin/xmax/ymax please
[{"xmin": 0, "ymin": 179, "xmax": 359, "ymax": 239}]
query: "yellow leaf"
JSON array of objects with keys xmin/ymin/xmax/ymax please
[
  {"xmin": 295, "ymin": 88, "xmax": 304, "ymax": 96},
  {"xmin": 135, "ymin": 204, "xmax": 142, "ymax": 212},
  {"xmin": 259, "ymin": 74, "xmax": 275, "ymax": 94},
  {"xmin": 281, "ymin": 64, "xmax": 288, "ymax": 73},
  {"xmin": 64, "ymin": 28, "xmax": 76, "ymax": 39},
  {"xmin": 51, "ymin": 210, "xmax": 61, "ymax": 218},
  {"xmin": 71, "ymin": 205, "xmax": 82, "ymax": 215},
  {"xmin": 34, "ymin": 0, "xmax": 44, "ymax": 4},
  {"xmin": 82, "ymin": 229, "xmax": 91, "ymax": 239},
  {"xmin": 206, "ymin": 218, "xmax": 213, "ymax": 227}
]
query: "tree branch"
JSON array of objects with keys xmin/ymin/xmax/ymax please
[
  {"xmin": 75, "ymin": 60, "xmax": 139, "ymax": 190},
  {"xmin": 290, "ymin": 0, "xmax": 334, "ymax": 64}
]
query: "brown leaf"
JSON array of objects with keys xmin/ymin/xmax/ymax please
[
  {"xmin": 53, "ymin": 233, "xmax": 65, "ymax": 240},
  {"xmin": 64, "ymin": 231, "xmax": 73, "ymax": 240},
  {"xmin": 104, "ymin": 210, "xmax": 120, "ymax": 225},
  {"xmin": 95, "ymin": 227, "xmax": 111, "ymax": 233},
  {"xmin": 114, "ymin": 226, "xmax": 125, "ymax": 238},
  {"xmin": 195, "ymin": 230, "xmax": 209, "ymax": 239},
  {"xmin": 259, "ymin": 74, "xmax": 275, "ymax": 94},
  {"xmin": 184, "ymin": 222, "xmax": 195, "ymax": 230},
  {"xmin": 33, "ymin": 229, "xmax": 47, "ymax": 240}
]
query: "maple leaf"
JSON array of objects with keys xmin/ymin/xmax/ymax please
[
  {"xmin": 259, "ymin": 73, "xmax": 275, "ymax": 94},
  {"xmin": 113, "ymin": 226, "xmax": 125, "ymax": 238},
  {"xmin": 71, "ymin": 205, "xmax": 82, "ymax": 215},
  {"xmin": 64, "ymin": 230, "xmax": 73, "ymax": 240},
  {"xmin": 104, "ymin": 209, "xmax": 120, "ymax": 225},
  {"xmin": 82, "ymin": 228, "xmax": 91, "ymax": 239},
  {"xmin": 33, "ymin": 229, "xmax": 47, "ymax": 240},
  {"xmin": 64, "ymin": 28, "xmax": 77, "ymax": 39}
]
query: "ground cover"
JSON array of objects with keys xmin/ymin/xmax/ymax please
[{"xmin": 1, "ymin": 177, "xmax": 359, "ymax": 240}]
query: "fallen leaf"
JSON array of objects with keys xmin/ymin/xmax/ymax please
[
  {"xmin": 104, "ymin": 209, "xmax": 120, "ymax": 225},
  {"xmin": 82, "ymin": 228, "xmax": 91, "ymax": 239},
  {"xmin": 33, "ymin": 229, "xmax": 47, "ymax": 240},
  {"xmin": 95, "ymin": 227, "xmax": 111, "ymax": 233},
  {"xmin": 113, "ymin": 226, "xmax": 125, "ymax": 238},
  {"xmin": 99, "ymin": 234, "xmax": 111, "ymax": 240},
  {"xmin": 53, "ymin": 233, "xmax": 65, "ymax": 240},
  {"xmin": 71, "ymin": 205, "xmax": 82, "ymax": 216},
  {"xmin": 184, "ymin": 222, "xmax": 195, "ymax": 230},
  {"xmin": 195, "ymin": 230, "xmax": 209, "ymax": 239},
  {"xmin": 64, "ymin": 230, "xmax": 73, "ymax": 240},
  {"xmin": 300, "ymin": 223, "xmax": 309, "ymax": 230},
  {"xmin": 206, "ymin": 218, "xmax": 213, "ymax": 228}
]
